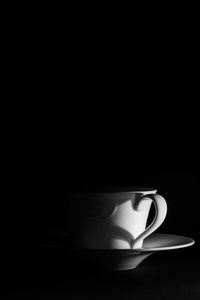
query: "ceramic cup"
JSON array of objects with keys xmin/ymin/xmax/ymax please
[{"xmin": 67, "ymin": 187, "xmax": 167, "ymax": 249}]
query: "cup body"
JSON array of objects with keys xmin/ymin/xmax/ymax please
[{"xmin": 68, "ymin": 188, "xmax": 157, "ymax": 249}]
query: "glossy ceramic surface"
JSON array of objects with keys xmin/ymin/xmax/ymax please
[
  {"xmin": 68, "ymin": 189, "xmax": 167, "ymax": 249},
  {"xmin": 71, "ymin": 233, "xmax": 195, "ymax": 271}
]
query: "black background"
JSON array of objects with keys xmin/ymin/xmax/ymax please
[{"xmin": 1, "ymin": 5, "xmax": 200, "ymax": 298}]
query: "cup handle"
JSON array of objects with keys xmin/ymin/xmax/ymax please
[{"xmin": 131, "ymin": 194, "xmax": 167, "ymax": 249}]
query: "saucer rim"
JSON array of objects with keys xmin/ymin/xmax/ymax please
[
  {"xmin": 66, "ymin": 233, "xmax": 195, "ymax": 253},
  {"xmin": 139, "ymin": 233, "xmax": 195, "ymax": 252},
  {"xmin": 28, "ymin": 233, "xmax": 195, "ymax": 254}
]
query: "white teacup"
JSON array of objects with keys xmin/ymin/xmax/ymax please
[{"xmin": 68, "ymin": 187, "xmax": 167, "ymax": 249}]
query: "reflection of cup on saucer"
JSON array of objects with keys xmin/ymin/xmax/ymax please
[{"xmin": 67, "ymin": 187, "xmax": 167, "ymax": 250}]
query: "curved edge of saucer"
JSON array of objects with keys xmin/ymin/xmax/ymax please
[
  {"xmin": 78, "ymin": 234, "xmax": 195, "ymax": 254},
  {"xmin": 40, "ymin": 232, "xmax": 195, "ymax": 254},
  {"xmin": 139, "ymin": 233, "xmax": 195, "ymax": 252}
]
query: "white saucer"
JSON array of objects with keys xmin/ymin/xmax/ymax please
[
  {"xmin": 31, "ymin": 232, "xmax": 195, "ymax": 271},
  {"xmin": 134, "ymin": 233, "xmax": 195, "ymax": 252},
  {"xmin": 75, "ymin": 233, "xmax": 195, "ymax": 271},
  {"xmin": 76, "ymin": 233, "xmax": 194, "ymax": 253}
]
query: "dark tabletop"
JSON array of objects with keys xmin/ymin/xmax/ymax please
[{"xmin": 1, "ymin": 230, "xmax": 200, "ymax": 300}]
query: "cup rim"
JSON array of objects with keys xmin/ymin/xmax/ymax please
[{"xmin": 77, "ymin": 186, "xmax": 157, "ymax": 194}]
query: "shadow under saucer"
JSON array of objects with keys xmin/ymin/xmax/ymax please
[
  {"xmin": 27, "ymin": 232, "xmax": 194, "ymax": 271},
  {"xmin": 65, "ymin": 233, "xmax": 194, "ymax": 271}
]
